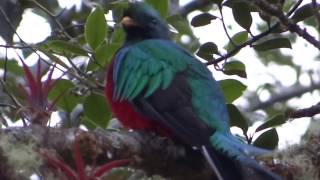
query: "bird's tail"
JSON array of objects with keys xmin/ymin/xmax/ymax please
[
  {"xmin": 204, "ymin": 132, "xmax": 282, "ymax": 180},
  {"xmin": 201, "ymin": 145, "xmax": 243, "ymax": 180}
]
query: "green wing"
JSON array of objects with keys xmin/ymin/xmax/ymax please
[{"xmin": 113, "ymin": 39, "xmax": 191, "ymax": 101}]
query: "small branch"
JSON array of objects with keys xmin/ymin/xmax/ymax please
[
  {"xmin": 8, "ymin": 4, "xmax": 104, "ymax": 92},
  {"xmin": 287, "ymin": 0, "xmax": 304, "ymax": 16},
  {"xmin": 205, "ymin": 0, "xmax": 311, "ymax": 66},
  {"xmin": 0, "ymin": 79, "xmax": 23, "ymax": 108},
  {"xmin": 206, "ymin": 24, "xmax": 279, "ymax": 66},
  {"xmin": 0, "ymin": 44, "xmax": 32, "ymax": 49},
  {"xmin": 0, "ymin": 6, "xmax": 101, "ymax": 92},
  {"xmin": 31, "ymin": 0, "xmax": 73, "ymax": 40},
  {"xmin": 3, "ymin": 48, "xmax": 7, "ymax": 81},
  {"xmin": 0, "ymin": 103, "xmax": 17, "ymax": 109},
  {"xmin": 218, "ymin": 5, "xmax": 235, "ymax": 46},
  {"xmin": 254, "ymin": 0, "xmax": 320, "ymax": 50},
  {"xmin": 287, "ymin": 102, "xmax": 320, "ymax": 119},
  {"xmin": 312, "ymin": 0, "xmax": 320, "ymax": 30},
  {"xmin": 178, "ymin": 0, "xmax": 212, "ymax": 17},
  {"xmin": 248, "ymin": 82, "xmax": 320, "ymax": 111}
]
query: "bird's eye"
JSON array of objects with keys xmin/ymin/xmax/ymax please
[{"xmin": 151, "ymin": 18, "xmax": 157, "ymax": 24}]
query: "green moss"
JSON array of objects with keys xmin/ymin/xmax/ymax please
[
  {"xmin": 0, "ymin": 134, "xmax": 42, "ymax": 178},
  {"xmin": 265, "ymin": 120, "xmax": 320, "ymax": 180}
]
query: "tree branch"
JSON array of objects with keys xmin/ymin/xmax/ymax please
[
  {"xmin": 205, "ymin": 0, "xmax": 311, "ymax": 66},
  {"xmin": 218, "ymin": 5, "xmax": 235, "ymax": 46},
  {"xmin": 312, "ymin": 0, "xmax": 320, "ymax": 30},
  {"xmin": 287, "ymin": 102, "xmax": 320, "ymax": 119},
  {"xmin": 0, "ymin": 125, "xmax": 214, "ymax": 180},
  {"xmin": 248, "ymin": 82, "xmax": 320, "ymax": 111},
  {"xmin": 254, "ymin": 0, "xmax": 320, "ymax": 50},
  {"xmin": 206, "ymin": 24, "xmax": 279, "ymax": 66},
  {"xmin": 30, "ymin": 0, "xmax": 73, "ymax": 40}
]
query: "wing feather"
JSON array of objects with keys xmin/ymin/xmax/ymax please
[
  {"xmin": 113, "ymin": 40, "xmax": 189, "ymax": 101},
  {"xmin": 144, "ymin": 73, "xmax": 162, "ymax": 98}
]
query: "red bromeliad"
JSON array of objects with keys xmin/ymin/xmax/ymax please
[
  {"xmin": 41, "ymin": 139, "xmax": 129, "ymax": 180},
  {"xmin": 18, "ymin": 59, "xmax": 63, "ymax": 125}
]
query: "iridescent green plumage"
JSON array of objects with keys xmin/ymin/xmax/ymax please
[{"xmin": 113, "ymin": 39, "xmax": 229, "ymax": 132}]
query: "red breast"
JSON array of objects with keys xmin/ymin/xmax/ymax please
[{"xmin": 104, "ymin": 59, "xmax": 171, "ymax": 137}]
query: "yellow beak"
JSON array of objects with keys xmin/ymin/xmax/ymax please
[{"xmin": 121, "ymin": 16, "xmax": 140, "ymax": 27}]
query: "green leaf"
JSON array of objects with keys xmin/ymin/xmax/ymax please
[
  {"xmin": 259, "ymin": 12, "xmax": 271, "ymax": 25},
  {"xmin": 85, "ymin": 6, "xmax": 107, "ymax": 50},
  {"xmin": 253, "ymin": 128, "xmax": 278, "ymax": 149},
  {"xmin": 83, "ymin": 93, "xmax": 111, "ymax": 128},
  {"xmin": 253, "ymin": 38, "xmax": 292, "ymax": 51},
  {"xmin": 191, "ymin": 13, "xmax": 217, "ymax": 27},
  {"xmin": 48, "ymin": 79, "xmax": 79, "ymax": 113},
  {"xmin": 255, "ymin": 114, "xmax": 286, "ymax": 132},
  {"xmin": 89, "ymin": 43, "xmax": 121, "ymax": 71},
  {"xmin": 196, "ymin": 42, "xmax": 218, "ymax": 61},
  {"xmin": 145, "ymin": 0, "xmax": 168, "ymax": 17},
  {"xmin": 226, "ymin": 31, "xmax": 248, "ymax": 53},
  {"xmin": 227, "ymin": 104, "xmax": 248, "ymax": 133},
  {"xmin": 167, "ymin": 14, "xmax": 193, "ymax": 35},
  {"xmin": 81, "ymin": 116, "xmax": 99, "ymax": 130},
  {"xmin": 199, "ymin": 42, "xmax": 219, "ymax": 54},
  {"xmin": 111, "ymin": 27, "xmax": 125, "ymax": 43},
  {"xmin": 232, "ymin": 2, "xmax": 252, "ymax": 31},
  {"xmin": 196, "ymin": 51, "xmax": 213, "ymax": 61},
  {"xmin": 219, "ymin": 79, "xmax": 247, "ymax": 103},
  {"xmin": 0, "ymin": 59, "xmax": 23, "ymax": 75},
  {"xmin": 223, "ymin": 60, "xmax": 247, "ymax": 78},
  {"xmin": 37, "ymin": 47, "xmax": 70, "ymax": 69},
  {"xmin": 291, "ymin": 3, "xmax": 317, "ymax": 23},
  {"xmin": 45, "ymin": 40, "xmax": 88, "ymax": 56},
  {"xmin": 167, "ymin": 14, "xmax": 199, "ymax": 51},
  {"xmin": 0, "ymin": 0, "xmax": 23, "ymax": 44}
]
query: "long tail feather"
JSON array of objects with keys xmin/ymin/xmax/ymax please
[
  {"xmin": 201, "ymin": 145, "xmax": 243, "ymax": 180},
  {"xmin": 201, "ymin": 146, "xmax": 224, "ymax": 180},
  {"xmin": 209, "ymin": 132, "xmax": 281, "ymax": 180}
]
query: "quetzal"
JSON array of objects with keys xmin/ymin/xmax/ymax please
[{"xmin": 105, "ymin": 2, "xmax": 280, "ymax": 180}]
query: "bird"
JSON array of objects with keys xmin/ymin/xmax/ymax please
[{"xmin": 104, "ymin": 2, "xmax": 281, "ymax": 180}]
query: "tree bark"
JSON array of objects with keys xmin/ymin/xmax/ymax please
[{"xmin": 0, "ymin": 125, "xmax": 214, "ymax": 180}]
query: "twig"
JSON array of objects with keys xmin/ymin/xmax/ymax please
[
  {"xmin": 312, "ymin": 0, "xmax": 320, "ymax": 30},
  {"xmin": 287, "ymin": 0, "xmax": 304, "ymax": 17},
  {"xmin": 218, "ymin": 5, "xmax": 235, "ymax": 46},
  {"xmin": 0, "ymin": 79, "xmax": 23, "ymax": 108},
  {"xmin": 0, "ymin": 103, "xmax": 17, "ymax": 109},
  {"xmin": 0, "ymin": 44, "xmax": 32, "ymax": 49},
  {"xmin": 247, "ymin": 82, "xmax": 320, "ymax": 111},
  {"xmin": 3, "ymin": 48, "xmax": 7, "ymax": 81},
  {"xmin": 0, "ymin": 6, "xmax": 53, "ymax": 68},
  {"xmin": 205, "ymin": 0, "xmax": 312, "ymax": 66},
  {"xmin": 206, "ymin": 24, "xmax": 279, "ymax": 66},
  {"xmin": 0, "ymin": 6, "xmax": 101, "ymax": 92},
  {"xmin": 30, "ymin": 0, "xmax": 73, "ymax": 40},
  {"xmin": 286, "ymin": 102, "xmax": 320, "ymax": 119},
  {"xmin": 254, "ymin": 0, "xmax": 320, "ymax": 50},
  {"xmin": 0, "ymin": 7, "xmax": 29, "ymax": 48}
]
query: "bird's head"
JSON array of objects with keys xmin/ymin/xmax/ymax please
[{"xmin": 121, "ymin": 2, "xmax": 170, "ymax": 41}]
